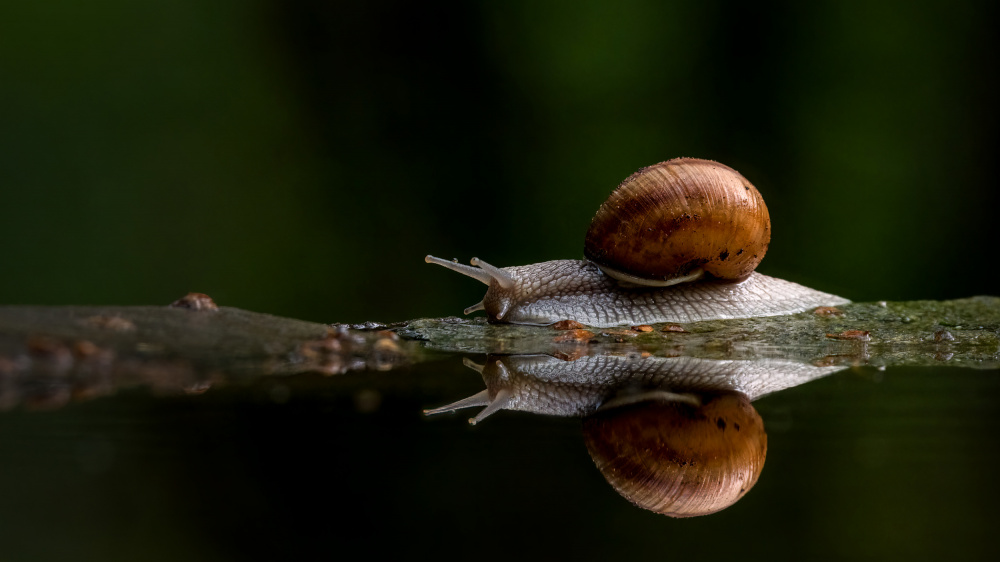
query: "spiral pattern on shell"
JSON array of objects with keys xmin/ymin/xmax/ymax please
[
  {"xmin": 583, "ymin": 391, "xmax": 767, "ymax": 517},
  {"xmin": 584, "ymin": 158, "xmax": 770, "ymax": 285}
]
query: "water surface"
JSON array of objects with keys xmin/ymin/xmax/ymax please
[{"xmin": 0, "ymin": 356, "xmax": 996, "ymax": 561}]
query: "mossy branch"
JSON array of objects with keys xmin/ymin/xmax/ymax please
[{"xmin": 0, "ymin": 296, "xmax": 997, "ymax": 409}]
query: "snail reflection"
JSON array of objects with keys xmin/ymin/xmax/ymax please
[{"xmin": 426, "ymin": 354, "xmax": 846, "ymax": 517}]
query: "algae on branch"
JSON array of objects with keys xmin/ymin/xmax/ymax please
[
  {"xmin": 401, "ymin": 297, "xmax": 1000, "ymax": 368},
  {"xmin": 0, "ymin": 296, "xmax": 997, "ymax": 395}
]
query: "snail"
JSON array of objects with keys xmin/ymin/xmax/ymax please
[
  {"xmin": 425, "ymin": 157, "xmax": 849, "ymax": 327},
  {"xmin": 425, "ymin": 354, "xmax": 845, "ymax": 424},
  {"xmin": 583, "ymin": 389, "xmax": 767, "ymax": 518},
  {"xmin": 424, "ymin": 354, "xmax": 807, "ymax": 516}
]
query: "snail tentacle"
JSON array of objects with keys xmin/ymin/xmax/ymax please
[
  {"xmin": 424, "ymin": 255, "xmax": 493, "ymax": 285},
  {"xmin": 425, "ymin": 359, "xmax": 514, "ymax": 424},
  {"xmin": 423, "ymin": 389, "xmax": 491, "ymax": 416},
  {"xmin": 468, "ymin": 387, "xmax": 512, "ymax": 425},
  {"xmin": 469, "ymin": 257, "xmax": 515, "ymax": 289},
  {"xmin": 463, "ymin": 301, "xmax": 486, "ymax": 314},
  {"xmin": 462, "ymin": 357, "xmax": 486, "ymax": 373}
]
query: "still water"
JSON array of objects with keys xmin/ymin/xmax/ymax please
[{"xmin": 0, "ymin": 350, "xmax": 997, "ymax": 561}]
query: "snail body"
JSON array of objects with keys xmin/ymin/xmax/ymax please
[
  {"xmin": 426, "ymin": 158, "xmax": 848, "ymax": 327},
  {"xmin": 425, "ymin": 354, "xmax": 846, "ymax": 424}
]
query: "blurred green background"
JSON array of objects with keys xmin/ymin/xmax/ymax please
[{"xmin": 1, "ymin": 0, "xmax": 997, "ymax": 324}]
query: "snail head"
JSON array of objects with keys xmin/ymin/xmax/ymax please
[{"xmin": 424, "ymin": 256, "xmax": 517, "ymax": 322}]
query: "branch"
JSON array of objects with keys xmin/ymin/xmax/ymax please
[{"xmin": 0, "ymin": 295, "xmax": 996, "ymax": 410}]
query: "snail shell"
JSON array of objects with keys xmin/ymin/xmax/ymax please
[
  {"xmin": 583, "ymin": 390, "xmax": 767, "ymax": 518},
  {"xmin": 585, "ymin": 158, "xmax": 769, "ymax": 286},
  {"xmin": 424, "ymin": 157, "xmax": 849, "ymax": 326}
]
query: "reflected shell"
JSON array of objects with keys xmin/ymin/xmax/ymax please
[
  {"xmin": 584, "ymin": 158, "xmax": 770, "ymax": 285},
  {"xmin": 583, "ymin": 391, "xmax": 767, "ymax": 517}
]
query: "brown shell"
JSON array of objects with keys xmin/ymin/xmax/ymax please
[
  {"xmin": 584, "ymin": 158, "xmax": 770, "ymax": 284},
  {"xmin": 583, "ymin": 391, "xmax": 767, "ymax": 518}
]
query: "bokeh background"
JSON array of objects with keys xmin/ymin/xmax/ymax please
[
  {"xmin": 1, "ymin": 0, "xmax": 997, "ymax": 323},
  {"xmin": 2, "ymin": 3, "xmax": 999, "ymax": 561}
]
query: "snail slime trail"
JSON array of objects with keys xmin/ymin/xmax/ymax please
[{"xmin": 425, "ymin": 158, "xmax": 849, "ymax": 328}]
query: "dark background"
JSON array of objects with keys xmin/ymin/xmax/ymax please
[
  {"xmin": 1, "ymin": 3, "xmax": 999, "ymax": 560},
  {"xmin": 1, "ymin": 0, "xmax": 997, "ymax": 324}
]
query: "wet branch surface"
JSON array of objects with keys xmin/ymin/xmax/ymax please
[
  {"xmin": 0, "ymin": 296, "xmax": 997, "ymax": 409},
  {"xmin": 406, "ymin": 297, "xmax": 1000, "ymax": 367}
]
